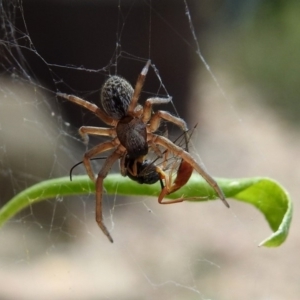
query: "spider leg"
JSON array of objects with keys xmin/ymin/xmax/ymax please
[
  {"xmin": 95, "ymin": 149, "xmax": 123, "ymax": 243},
  {"xmin": 57, "ymin": 93, "xmax": 117, "ymax": 126},
  {"xmin": 82, "ymin": 138, "xmax": 120, "ymax": 182},
  {"xmin": 148, "ymin": 109, "xmax": 189, "ymax": 154},
  {"xmin": 149, "ymin": 110, "xmax": 188, "ymax": 133},
  {"xmin": 149, "ymin": 134, "xmax": 229, "ymax": 208},
  {"xmin": 142, "ymin": 97, "xmax": 172, "ymax": 123},
  {"xmin": 127, "ymin": 60, "xmax": 151, "ymax": 114},
  {"xmin": 119, "ymin": 152, "xmax": 127, "ymax": 176},
  {"xmin": 79, "ymin": 126, "xmax": 116, "ymax": 144}
]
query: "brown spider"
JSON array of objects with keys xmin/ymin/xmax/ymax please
[{"xmin": 57, "ymin": 60, "xmax": 228, "ymax": 243}]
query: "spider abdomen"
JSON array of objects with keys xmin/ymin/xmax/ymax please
[
  {"xmin": 101, "ymin": 76, "xmax": 134, "ymax": 120},
  {"xmin": 116, "ymin": 116, "xmax": 148, "ymax": 159}
]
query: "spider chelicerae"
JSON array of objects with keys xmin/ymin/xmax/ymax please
[{"xmin": 57, "ymin": 60, "xmax": 229, "ymax": 243}]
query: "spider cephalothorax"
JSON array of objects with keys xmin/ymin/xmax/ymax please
[{"xmin": 58, "ymin": 60, "xmax": 228, "ymax": 243}]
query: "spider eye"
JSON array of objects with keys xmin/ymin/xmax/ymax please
[{"xmin": 101, "ymin": 76, "xmax": 134, "ymax": 119}]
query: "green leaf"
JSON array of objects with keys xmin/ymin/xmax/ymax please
[{"xmin": 0, "ymin": 175, "xmax": 292, "ymax": 247}]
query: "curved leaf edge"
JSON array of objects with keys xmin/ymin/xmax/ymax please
[{"xmin": 0, "ymin": 175, "xmax": 292, "ymax": 247}]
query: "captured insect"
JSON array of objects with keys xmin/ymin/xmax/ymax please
[
  {"xmin": 58, "ymin": 60, "xmax": 229, "ymax": 243},
  {"xmin": 122, "ymin": 125, "xmax": 209, "ymax": 204}
]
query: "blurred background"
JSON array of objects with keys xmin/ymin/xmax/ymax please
[{"xmin": 0, "ymin": 0, "xmax": 299, "ymax": 299}]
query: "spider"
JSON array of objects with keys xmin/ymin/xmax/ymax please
[{"xmin": 57, "ymin": 60, "xmax": 228, "ymax": 243}]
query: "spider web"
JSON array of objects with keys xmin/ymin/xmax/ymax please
[{"xmin": 0, "ymin": 1, "xmax": 298, "ymax": 299}]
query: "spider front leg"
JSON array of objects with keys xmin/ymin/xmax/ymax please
[
  {"xmin": 82, "ymin": 138, "xmax": 119, "ymax": 182},
  {"xmin": 141, "ymin": 96, "xmax": 188, "ymax": 133},
  {"xmin": 142, "ymin": 97, "xmax": 172, "ymax": 123},
  {"xmin": 95, "ymin": 149, "xmax": 123, "ymax": 243},
  {"xmin": 149, "ymin": 109, "xmax": 188, "ymax": 133},
  {"xmin": 127, "ymin": 60, "xmax": 151, "ymax": 114},
  {"xmin": 150, "ymin": 133, "xmax": 230, "ymax": 208}
]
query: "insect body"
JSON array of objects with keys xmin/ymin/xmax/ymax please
[{"xmin": 124, "ymin": 156, "xmax": 162, "ymax": 185}]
